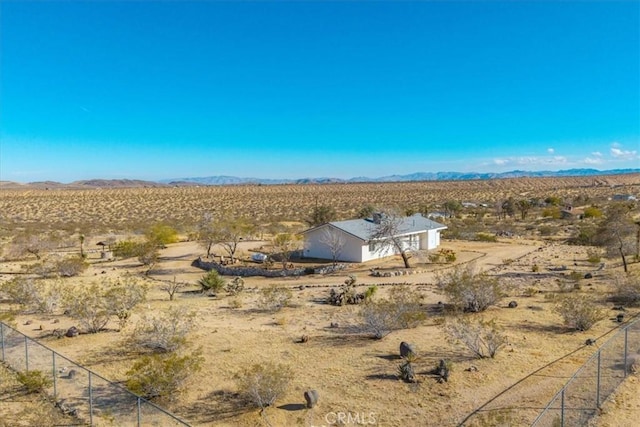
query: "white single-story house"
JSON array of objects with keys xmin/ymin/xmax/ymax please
[{"xmin": 301, "ymin": 213, "xmax": 447, "ymax": 263}]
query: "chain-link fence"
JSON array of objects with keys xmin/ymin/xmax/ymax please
[
  {"xmin": 0, "ymin": 321, "xmax": 190, "ymax": 426},
  {"xmin": 532, "ymin": 318, "xmax": 640, "ymax": 426}
]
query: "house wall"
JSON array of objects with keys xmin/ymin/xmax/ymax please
[
  {"xmin": 303, "ymin": 226, "xmax": 365, "ymax": 262},
  {"xmin": 305, "ymin": 227, "xmax": 446, "ymax": 263}
]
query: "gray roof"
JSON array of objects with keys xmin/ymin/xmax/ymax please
[{"xmin": 303, "ymin": 213, "xmax": 447, "ymax": 242}]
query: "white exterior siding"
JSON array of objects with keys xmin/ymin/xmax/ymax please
[
  {"xmin": 301, "ymin": 215, "xmax": 446, "ymax": 263},
  {"xmin": 303, "ymin": 226, "xmax": 364, "ymax": 262}
]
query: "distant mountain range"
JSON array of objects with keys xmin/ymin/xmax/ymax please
[
  {"xmin": 162, "ymin": 168, "xmax": 640, "ymax": 186},
  {"xmin": 1, "ymin": 168, "xmax": 638, "ymax": 189}
]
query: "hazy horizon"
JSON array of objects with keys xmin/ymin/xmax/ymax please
[{"xmin": 1, "ymin": 1, "xmax": 638, "ymax": 183}]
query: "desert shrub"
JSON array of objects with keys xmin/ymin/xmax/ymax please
[
  {"xmin": 225, "ymin": 277, "xmax": 245, "ymax": 295},
  {"xmin": 236, "ymin": 362, "xmax": 292, "ymax": 410},
  {"xmin": 145, "ymin": 223, "xmax": 179, "ymax": 246},
  {"xmin": 129, "ymin": 306, "xmax": 196, "ymax": 353},
  {"xmin": 436, "ymin": 264, "xmax": 503, "ymax": 313},
  {"xmin": 555, "ymin": 295, "xmax": 605, "ymax": 331},
  {"xmin": 476, "ymin": 233, "xmax": 497, "ymax": 242},
  {"xmin": 445, "ymin": 317, "xmax": 507, "ymax": 358},
  {"xmin": 126, "ymin": 352, "xmax": 202, "ymax": 402},
  {"xmin": 531, "ymin": 264, "xmax": 540, "ymax": 272},
  {"xmin": 429, "ymin": 248, "xmax": 457, "ymax": 263},
  {"xmin": 63, "ymin": 282, "xmax": 111, "ymax": 333},
  {"xmin": 258, "ymin": 285, "xmax": 292, "ymax": 312},
  {"xmin": 63, "ymin": 278, "xmax": 146, "ymax": 333},
  {"xmin": 359, "ymin": 286, "xmax": 425, "ymax": 339},
  {"xmin": 611, "ymin": 273, "xmax": 640, "ymax": 306},
  {"xmin": 55, "ymin": 256, "xmax": 88, "ymax": 277},
  {"xmin": 16, "ymin": 370, "xmax": 52, "ymax": 394},
  {"xmin": 0, "ymin": 278, "xmax": 62, "ymax": 314},
  {"xmin": 545, "ymin": 196, "xmax": 562, "ymax": 206},
  {"xmin": 538, "ymin": 225, "xmax": 558, "ymax": 236},
  {"xmin": 542, "ymin": 207, "xmax": 561, "ymax": 219},
  {"xmin": 197, "ymin": 270, "xmax": 226, "ymax": 294},
  {"xmin": 583, "ymin": 206, "xmax": 603, "ymax": 218},
  {"xmin": 364, "ymin": 285, "xmax": 378, "ymax": 302},
  {"xmin": 103, "ymin": 277, "xmax": 148, "ymax": 330},
  {"xmin": 567, "ymin": 225, "xmax": 597, "ymax": 246},
  {"xmin": 586, "ymin": 248, "xmax": 602, "ymax": 264},
  {"xmin": 112, "ymin": 240, "xmax": 145, "ymax": 259}
]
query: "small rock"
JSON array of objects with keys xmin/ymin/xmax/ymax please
[
  {"xmin": 304, "ymin": 389, "xmax": 319, "ymax": 408},
  {"xmin": 65, "ymin": 326, "xmax": 79, "ymax": 338},
  {"xmin": 616, "ymin": 314, "xmax": 624, "ymax": 323},
  {"xmin": 508, "ymin": 301, "xmax": 518, "ymax": 308},
  {"xmin": 465, "ymin": 365, "xmax": 478, "ymax": 372},
  {"xmin": 400, "ymin": 341, "xmax": 417, "ymax": 359},
  {"xmin": 299, "ymin": 335, "xmax": 309, "ymax": 343},
  {"xmin": 24, "ymin": 320, "xmax": 33, "ymax": 326},
  {"xmin": 584, "ymin": 273, "xmax": 593, "ymax": 279},
  {"xmin": 330, "ymin": 322, "xmax": 339, "ymax": 329},
  {"xmin": 67, "ymin": 369, "xmax": 77, "ymax": 379},
  {"xmin": 585, "ymin": 338, "xmax": 596, "ymax": 346}
]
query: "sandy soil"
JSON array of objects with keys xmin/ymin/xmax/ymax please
[{"xmin": 1, "ymin": 237, "xmax": 638, "ymax": 426}]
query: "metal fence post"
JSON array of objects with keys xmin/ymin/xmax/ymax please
[
  {"xmin": 24, "ymin": 335, "xmax": 29, "ymax": 371},
  {"xmin": 596, "ymin": 350, "xmax": 601, "ymax": 408},
  {"xmin": 89, "ymin": 371, "xmax": 94, "ymax": 426},
  {"xmin": 52, "ymin": 351, "xmax": 57, "ymax": 399},
  {"xmin": 624, "ymin": 327, "xmax": 629, "ymax": 378},
  {"xmin": 561, "ymin": 388, "xmax": 565, "ymax": 427},
  {"xmin": 1, "ymin": 322, "xmax": 5, "ymax": 361},
  {"xmin": 137, "ymin": 396, "xmax": 141, "ymax": 426}
]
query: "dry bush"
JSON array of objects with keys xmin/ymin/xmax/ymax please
[
  {"xmin": 235, "ymin": 362, "xmax": 293, "ymax": 410},
  {"xmin": 554, "ymin": 295, "xmax": 605, "ymax": 331},
  {"xmin": 16, "ymin": 370, "xmax": 52, "ymax": 394},
  {"xmin": 445, "ymin": 317, "xmax": 507, "ymax": 359},
  {"xmin": 0, "ymin": 277, "xmax": 62, "ymax": 314},
  {"xmin": 436, "ymin": 264, "xmax": 503, "ymax": 313},
  {"xmin": 258, "ymin": 285, "xmax": 292, "ymax": 312},
  {"xmin": 129, "ymin": 306, "xmax": 196, "ymax": 353},
  {"xmin": 611, "ymin": 273, "xmax": 640, "ymax": 306},
  {"xmin": 126, "ymin": 351, "xmax": 203, "ymax": 403},
  {"xmin": 54, "ymin": 255, "xmax": 89, "ymax": 277},
  {"xmin": 359, "ymin": 285, "xmax": 426, "ymax": 339},
  {"xmin": 63, "ymin": 278, "xmax": 147, "ymax": 333}
]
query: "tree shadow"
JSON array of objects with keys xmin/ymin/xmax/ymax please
[
  {"xmin": 277, "ymin": 403, "xmax": 306, "ymax": 411},
  {"xmin": 179, "ymin": 389, "xmax": 248, "ymax": 424}
]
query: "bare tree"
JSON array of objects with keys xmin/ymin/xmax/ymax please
[
  {"xmin": 271, "ymin": 233, "xmax": 301, "ymax": 269},
  {"xmin": 368, "ymin": 211, "xmax": 413, "ymax": 268},
  {"xmin": 7, "ymin": 233, "xmax": 56, "ymax": 260},
  {"xmin": 319, "ymin": 227, "xmax": 346, "ymax": 267},
  {"xmin": 215, "ymin": 218, "xmax": 255, "ymax": 263},
  {"xmin": 160, "ymin": 276, "xmax": 185, "ymax": 301},
  {"xmin": 516, "ymin": 199, "xmax": 531, "ymax": 220},
  {"xmin": 594, "ymin": 203, "xmax": 637, "ymax": 273},
  {"xmin": 196, "ymin": 212, "xmax": 216, "ymax": 258}
]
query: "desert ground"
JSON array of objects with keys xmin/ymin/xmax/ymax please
[{"xmin": 1, "ymin": 175, "xmax": 639, "ymax": 426}]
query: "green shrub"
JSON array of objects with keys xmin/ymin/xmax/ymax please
[
  {"xmin": 583, "ymin": 206, "xmax": 603, "ymax": 218},
  {"xmin": 126, "ymin": 352, "xmax": 202, "ymax": 402},
  {"xmin": 16, "ymin": 370, "xmax": 52, "ymax": 394},
  {"xmin": 197, "ymin": 270, "xmax": 226, "ymax": 294},
  {"xmin": 555, "ymin": 295, "xmax": 605, "ymax": 331},
  {"xmin": 476, "ymin": 233, "xmax": 497, "ymax": 242}
]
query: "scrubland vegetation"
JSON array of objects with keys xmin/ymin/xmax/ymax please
[{"xmin": 0, "ymin": 174, "xmax": 639, "ymax": 426}]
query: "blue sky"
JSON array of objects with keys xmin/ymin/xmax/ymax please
[{"xmin": 1, "ymin": 0, "xmax": 638, "ymax": 183}]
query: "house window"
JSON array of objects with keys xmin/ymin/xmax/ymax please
[{"xmin": 369, "ymin": 242, "xmax": 375, "ymax": 252}]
